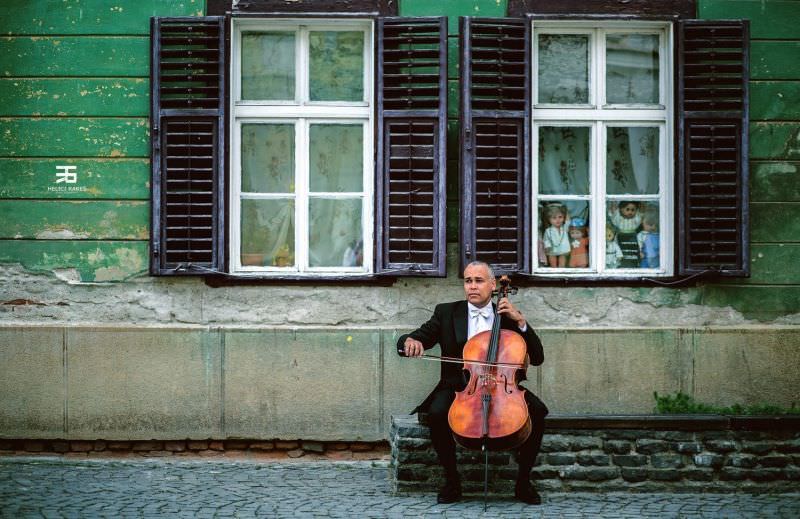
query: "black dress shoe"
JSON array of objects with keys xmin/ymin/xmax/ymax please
[
  {"xmin": 514, "ymin": 480, "xmax": 542, "ymax": 505},
  {"xmin": 437, "ymin": 479, "xmax": 462, "ymax": 504}
]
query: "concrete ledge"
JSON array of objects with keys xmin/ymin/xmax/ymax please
[{"xmin": 390, "ymin": 415, "xmax": 800, "ymax": 494}]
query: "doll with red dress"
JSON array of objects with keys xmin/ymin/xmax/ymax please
[{"xmin": 567, "ymin": 217, "xmax": 589, "ymax": 268}]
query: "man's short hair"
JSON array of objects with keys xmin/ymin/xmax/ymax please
[{"xmin": 464, "ymin": 260, "xmax": 495, "ymax": 280}]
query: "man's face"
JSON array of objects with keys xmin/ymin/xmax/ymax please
[{"xmin": 463, "ymin": 264, "xmax": 496, "ymax": 307}]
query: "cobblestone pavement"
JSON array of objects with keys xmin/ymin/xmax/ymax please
[{"xmin": 1, "ymin": 457, "xmax": 799, "ymax": 518}]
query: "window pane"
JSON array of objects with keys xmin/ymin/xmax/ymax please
[
  {"xmin": 309, "ymin": 31, "xmax": 364, "ymax": 102},
  {"xmin": 537, "ymin": 34, "xmax": 589, "ymax": 104},
  {"xmin": 308, "ymin": 198, "xmax": 363, "ymax": 267},
  {"xmin": 606, "ymin": 126, "xmax": 659, "ymax": 195},
  {"xmin": 538, "ymin": 126, "xmax": 590, "ymax": 195},
  {"xmin": 241, "ymin": 32, "xmax": 295, "ymax": 100},
  {"xmin": 240, "ymin": 199, "xmax": 295, "ymax": 267},
  {"xmin": 606, "ymin": 201, "xmax": 659, "ymax": 269},
  {"xmin": 538, "ymin": 201, "xmax": 590, "ymax": 268},
  {"xmin": 241, "ymin": 124, "xmax": 295, "ymax": 193},
  {"xmin": 606, "ymin": 33, "xmax": 659, "ymax": 105},
  {"xmin": 309, "ymin": 124, "xmax": 363, "ymax": 193}
]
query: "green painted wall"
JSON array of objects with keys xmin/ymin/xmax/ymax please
[
  {"xmin": 0, "ymin": 0, "xmax": 200, "ymax": 281},
  {"xmin": 1, "ymin": 0, "xmax": 799, "ymax": 321},
  {"xmin": 696, "ymin": 0, "xmax": 800, "ymax": 318}
]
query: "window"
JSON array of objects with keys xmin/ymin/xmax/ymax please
[
  {"xmin": 150, "ymin": 12, "xmax": 448, "ymax": 279},
  {"xmin": 231, "ymin": 20, "xmax": 374, "ymax": 275},
  {"xmin": 532, "ymin": 21, "xmax": 673, "ymax": 276},
  {"xmin": 460, "ymin": 15, "xmax": 749, "ymax": 281}
]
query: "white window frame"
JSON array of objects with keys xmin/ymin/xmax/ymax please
[
  {"xmin": 230, "ymin": 18, "xmax": 374, "ymax": 276},
  {"xmin": 531, "ymin": 20, "xmax": 674, "ymax": 277}
]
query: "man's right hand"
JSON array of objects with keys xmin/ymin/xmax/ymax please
[{"xmin": 402, "ymin": 337, "xmax": 424, "ymax": 357}]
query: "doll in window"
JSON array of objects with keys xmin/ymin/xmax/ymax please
[
  {"xmin": 608, "ymin": 201, "xmax": 641, "ymax": 268},
  {"xmin": 542, "ymin": 203, "xmax": 570, "ymax": 267},
  {"xmin": 605, "ymin": 224, "xmax": 623, "ymax": 269},
  {"xmin": 637, "ymin": 208, "xmax": 660, "ymax": 268},
  {"xmin": 567, "ymin": 217, "xmax": 589, "ymax": 268}
]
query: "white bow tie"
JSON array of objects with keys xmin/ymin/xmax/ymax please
[{"xmin": 470, "ymin": 307, "xmax": 491, "ymax": 319}]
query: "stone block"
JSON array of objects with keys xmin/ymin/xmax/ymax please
[
  {"xmin": 547, "ymin": 453, "xmax": 576, "ymax": 465},
  {"xmin": 541, "ymin": 434, "xmax": 570, "ymax": 452},
  {"xmin": 52, "ymin": 441, "xmax": 70, "ymax": 453},
  {"xmin": 560, "ymin": 466, "xmax": 619, "ymax": 481},
  {"xmin": 224, "ymin": 329, "xmax": 381, "ymax": 441},
  {"xmin": 742, "ymin": 441, "xmax": 774, "ymax": 455},
  {"xmin": 0, "ymin": 327, "xmax": 65, "ymax": 437},
  {"xmin": 635, "ymin": 439, "xmax": 670, "ymax": 454},
  {"xmin": 682, "ymin": 468, "xmax": 714, "ymax": 481},
  {"xmin": 649, "ymin": 469, "xmax": 681, "ymax": 481},
  {"xmin": 576, "ymin": 453, "xmax": 610, "ymax": 466},
  {"xmin": 750, "ymin": 468, "xmax": 782, "ymax": 481},
  {"xmin": 539, "ymin": 329, "xmax": 686, "ymax": 413},
  {"xmin": 720, "ymin": 467, "xmax": 748, "ymax": 481},
  {"xmin": 651, "ymin": 454, "xmax": 684, "ymax": 469},
  {"xmin": 620, "ymin": 467, "xmax": 648, "ymax": 482},
  {"xmin": 164, "ymin": 441, "xmax": 186, "ymax": 452},
  {"xmin": 383, "ymin": 330, "xmax": 438, "ymax": 436},
  {"xmin": 759, "ymin": 455, "xmax": 790, "ymax": 468},
  {"xmin": 302, "ymin": 441, "xmax": 325, "ymax": 453},
  {"xmin": 692, "ymin": 329, "xmax": 800, "ymax": 410},
  {"xmin": 693, "ymin": 454, "xmax": 725, "ymax": 468},
  {"xmin": 726, "ymin": 454, "xmax": 758, "ymax": 468},
  {"xmin": 613, "ymin": 454, "xmax": 649, "ymax": 467},
  {"xmin": 603, "ymin": 440, "xmax": 631, "ymax": 454},
  {"xmin": 70, "ymin": 441, "xmax": 93, "ymax": 452},
  {"xmin": 705, "ymin": 440, "xmax": 737, "ymax": 453},
  {"xmin": 132, "ymin": 441, "xmax": 162, "ymax": 451},
  {"xmin": 676, "ymin": 442, "xmax": 703, "ymax": 454},
  {"xmin": 67, "ymin": 328, "xmax": 221, "ymax": 439},
  {"xmin": 570, "ymin": 436, "xmax": 603, "ymax": 450}
]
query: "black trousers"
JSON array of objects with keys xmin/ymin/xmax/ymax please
[{"xmin": 426, "ymin": 386, "xmax": 548, "ymax": 482}]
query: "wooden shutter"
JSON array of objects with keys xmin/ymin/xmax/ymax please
[
  {"xmin": 376, "ymin": 17, "xmax": 447, "ymax": 276},
  {"xmin": 150, "ymin": 17, "xmax": 227, "ymax": 275},
  {"xmin": 460, "ymin": 18, "xmax": 530, "ymax": 274},
  {"xmin": 677, "ymin": 20, "xmax": 749, "ymax": 276}
]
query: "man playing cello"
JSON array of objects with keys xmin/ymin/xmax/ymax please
[{"xmin": 398, "ymin": 261, "xmax": 548, "ymax": 504}]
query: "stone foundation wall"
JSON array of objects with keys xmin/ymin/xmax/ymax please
[
  {"xmin": 0, "ymin": 438, "xmax": 389, "ymax": 462},
  {"xmin": 390, "ymin": 415, "xmax": 800, "ymax": 494}
]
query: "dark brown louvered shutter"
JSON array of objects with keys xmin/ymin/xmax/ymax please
[
  {"xmin": 375, "ymin": 17, "xmax": 447, "ymax": 276},
  {"xmin": 677, "ymin": 20, "xmax": 749, "ymax": 277},
  {"xmin": 460, "ymin": 18, "xmax": 530, "ymax": 274},
  {"xmin": 150, "ymin": 17, "xmax": 226, "ymax": 275}
]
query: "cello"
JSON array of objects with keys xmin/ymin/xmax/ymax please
[{"xmin": 447, "ymin": 275, "xmax": 532, "ymax": 451}]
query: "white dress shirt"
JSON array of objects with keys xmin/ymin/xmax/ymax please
[
  {"xmin": 467, "ymin": 302, "xmax": 494, "ymax": 339},
  {"xmin": 467, "ymin": 302, "xmax": 527, "ymax": 340}
]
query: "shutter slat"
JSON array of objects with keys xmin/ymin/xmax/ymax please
[
  {"xmin": 461, "ymin": 18, "xmax": 530, "ymax": 275},
  {"xmin": 376, "ymin": 17, "xmax": 447, "ymax": 276},
  {"xmin": 151, "ymin": 17, "xmax": 226, "ymax": 276},
  {"xmin": 678, "ymin": 20, "xmax": 749, "ymax": 277}
]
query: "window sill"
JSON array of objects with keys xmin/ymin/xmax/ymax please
[
  {"xmin": 203, "ymin": 273, "xmax": 396, "ymax": 287},
  {"xmin": 508, "ymin": 271, "xmax": 723, "ymax": 287}
]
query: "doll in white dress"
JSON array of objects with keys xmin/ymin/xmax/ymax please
[{"xmin": 542, "ymin": 204, "xmax": 570, "ymax": 268}]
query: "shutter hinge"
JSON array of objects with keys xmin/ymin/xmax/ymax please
[{"xmin": 465, "ymin": 243, "xmax": 472, "ymax": 257}]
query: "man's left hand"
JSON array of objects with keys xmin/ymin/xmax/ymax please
[{"xmin": 497, "ymin": 297, "xmax": 526, "ymax": 329}]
